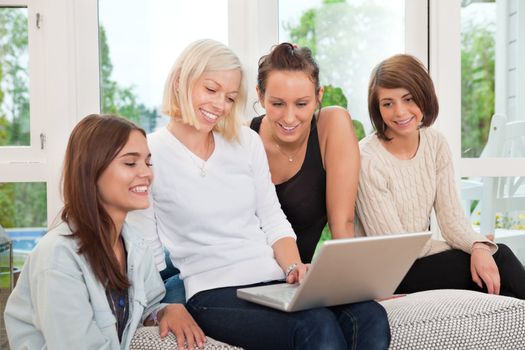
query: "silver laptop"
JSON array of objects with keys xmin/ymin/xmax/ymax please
[{"xmin": 237, "ymin": 231, "xmax": 431, "ymax": 312}]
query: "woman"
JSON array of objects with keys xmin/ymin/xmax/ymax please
[
  {"xmin": 250, "ymin": 42, "xmax": 360, "ymax": 262},
  {"xmin": 4, "ymin": 115, "xmax": 205, "ymax": 350},
  {"xmin": 356, "ymin": 54, "xmax": 525, "ymax": 299},
  {"xmin": 127, "ymin": 39, "xmax": 390, "ymax": 350}
]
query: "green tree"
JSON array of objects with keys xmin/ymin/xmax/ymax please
[
  {"xmin": 0, "ymin": 8, "xmax": 30, "ymax": 146},
  {"xmin": 99, "ymin": 26, "xmax": 158, "ymax": 132},
  {"xmin": 321, "ymin": 84, "xmax": 365, "ymax": 140},
  {"xmin": 461, "ymin": 20, "xmax": 495, "ymax": 157}
]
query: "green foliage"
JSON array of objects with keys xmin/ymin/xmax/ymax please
[
  {"xmin": 321, "ymin": 85, "xmax": 347, "ymax": 108},
  {"xmin": 0, "ymin": 183, "xmax": 46, "ymax": 228},
  {"xmin": 99, "ymin": 26, "xmax": 158, "ymax": 132},
  {"xmin": 321, "ymin": 84, "xmax": 365, "ymax": 140},
  {"xmin": 461, "ymin": 20, "xmax": 495, "ymax": 157},
  {"xmin": 0, "ymin": 8, "xmax": 30, "ymax": 146}
]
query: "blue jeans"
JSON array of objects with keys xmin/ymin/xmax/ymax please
[
  {"xmin": 160, "ymin": 249, "xmax": 186, "ymax": 304},
  {"xmin": 186, "ymin": 282, "xmax": 390, "ymax": 350}
]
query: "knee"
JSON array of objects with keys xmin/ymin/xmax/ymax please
[
  {"xmin": 363, "ymin": 302, "xmax": 390, "ymax": 339},
  {"xmin": 295, "ymin": 309, "xmax": 346, "ymax": 349},
  {"xmin": 494, "ymin": 243, "xmax": 519, "ymax": 264}
]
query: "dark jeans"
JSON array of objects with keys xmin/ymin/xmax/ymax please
[
  {"xmin": 160, "ymin": 249, "xmax": 186, "ymax": 304},
  {"xmin": 186, "ymin": 282, "xmax": 390, "ymax": 350},
  {"xmin": 396, "ymin": 243, "xmax": 525, "ymax": 299}
]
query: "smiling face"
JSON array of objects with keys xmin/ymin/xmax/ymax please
[
  {"xmin": 377, "ymin": 87, "xmax": 423, "ymax": 140},
  {"xmin": 97, "ymin": 130, "xmax": 153, "ymax": 223},
  {"xmin": 259, "ymin": 70, "xmax": 322, "ymax": 143},
  {"xmin": 191, "ymin": 69, "xmax": 241, "ymax": 133}
]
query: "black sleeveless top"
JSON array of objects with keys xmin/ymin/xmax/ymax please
[{"xmin": 250, "ymin": 115, "xmax": 327, "ymax": 262}]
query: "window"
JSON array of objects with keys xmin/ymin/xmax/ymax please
[
  {"xmin": 279, "ymin": 0, "xmax": 408, "ymax": 137},
  {"xmin": 0, "ymin": 182, "xmax": 46, "ymax": 261},
  {"xmin": 98, "ymin": 0, "xmax": 229, "ymax": 132},
  {"xmin": 0, "ymin": 7, "xmax": 29, "ymax": 147}
]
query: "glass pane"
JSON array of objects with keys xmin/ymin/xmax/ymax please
[
  {"xmin": 0, "ymin": 7, "xmax": 30, "ymax": 146},
  {"xmin": 0, "ymin": 182, "xmax": 47, "ymax": 264},
  {"xmin": 461, "ymin": 176, "xmax": 525, "ymax": 265},
  {"xmin": 279, "ymin": 0, "xmax": 405, "ymax": 139},
  {"xmin": 460, "ymin": 0, "xmax": 525, "ymax": 159},
  {"xmin": 98, "ymin": 0, "xmax": 228, "ymax": 133}
]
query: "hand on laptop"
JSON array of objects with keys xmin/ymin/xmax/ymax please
[{"xmin": 286, "ymin": 263, "xmax": 311, "ymax": 284}]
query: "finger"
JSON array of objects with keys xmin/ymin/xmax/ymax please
[
  {"xmin": 481, "ymin": 272, "xmax": 495, "ymax": 294},
  {"xmin": 194, "ymin": 324, "xmax": 207, "ymax": 347},
  {"xmin": 184, "ymin": 327, "xmax": 196, "ymax": 350},
  {"xmin": 493, "ymin": 271, "xmax": 501, "ymax": 295},
  {"xmin": 471, "ymin": 265, "xmax": 483, "ymax": 289},
  {"xmin": 159, "ymin": 321, "xmax": 169, "ymax": 338},
  {"xmin": 174, "ymin": 328, "xmax": 186, "ymax": 350}
]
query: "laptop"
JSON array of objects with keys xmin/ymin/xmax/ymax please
[{"xmin": 237, "ymin": 231, "xmax": 431, "ymax": 312}]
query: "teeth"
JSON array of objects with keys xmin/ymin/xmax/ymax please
[
  {"xmin": 131, "ymin": 186, "xmax": 148, "ymax": 193},
  {"xmin": 280, "ymin": 124, "xmax": 297, "ymax": 131},
  {"xmin": 395, "ymin": 118, "xmax": 412, "ymax": 125},
  {"xmin": 202, "ymin": 109, "xmax": 219, "ymax": 120}
]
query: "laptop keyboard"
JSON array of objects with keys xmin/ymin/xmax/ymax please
[{"xmin": 257, "ymin": 284, "xmax": 298, "ymax": 303}]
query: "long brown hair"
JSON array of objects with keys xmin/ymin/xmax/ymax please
[
  {"xmin": 368, "ymin": 54, "xmax": 439, "ymax": 140},
  {"xmin": 61, "ymin": 114, "xmax": 146, "ymax": 291}
]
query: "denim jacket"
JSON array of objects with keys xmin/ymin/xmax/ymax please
[{"xmin": 4, "ymin": 221, "xmax": 166, "ymax": 350}]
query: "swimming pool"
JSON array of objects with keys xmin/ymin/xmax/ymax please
[{"xmin": 5, "ymin": 227, "xmax": 46, "ymax": 253}]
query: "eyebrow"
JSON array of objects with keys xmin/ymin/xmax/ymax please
[
  {"xmin": 269, "ymin": 95, "xmax": 311, "ymax": 100},
  {"xmin": 204, "ymin": 79, "xmax": 239, "ymax": 94},
  {"xmin": 119, "ymin": 152, "xmax": 151, "ymax": 158},
  {"xmin": 379, "ymin": 93, "xmax": 412, "ymax": 102}
]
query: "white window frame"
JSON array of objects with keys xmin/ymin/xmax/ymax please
[
  {"xmin": 0, "ymin": 0, "xmax": 100, "ymax": 225},
  {"xmin": 0, "ymin": 0, "xmax": 46, "ymax": 164},
  {"xmin": 229, "ymin": 0, "xmax": 428, "ymax": 117},
  {"xmin": 0, "ymin": 0, "xmax": 431, "ymax": 227},
  {"xmin": 431, "ymin": 0, "xmax": 525, "ymax": 177}
]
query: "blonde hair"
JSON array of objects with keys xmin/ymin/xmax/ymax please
[{"xmin": 162, "ymin": 39, "xmax": 246, "ymax": 141}]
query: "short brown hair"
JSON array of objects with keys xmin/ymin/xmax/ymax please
[
  {"xmin": 61, "ymin": 114, "xmax": 145, "ymax": 291},
  {"xmin": 368, "ymin": 54, "xmax": 439, "ymax": 140}
]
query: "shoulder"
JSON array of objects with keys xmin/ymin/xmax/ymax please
[
  {"xmin": 317, "ymin": 106, "xmax": 352, "ymax": 132},
  {"xmin": 146, "ymin": 127, "xmax": 170, "ymax": 150},
  {"xmin": 27, "ymin": 222, "xmax": 83, "ymax": 273},
  {"xmin": 359, "ymin": 133, "xmax": 382, "ymax": 160},
  {"xmin": 421, "ymin": 127, "xmax": 447, "ymax": 145},
  {"xmin": 238, "ymin": 125, "xmax": 264, "ymax": 148},
  {"xmin": 420, "ymin": 127, "xmax": 452, "ymax": 162}
]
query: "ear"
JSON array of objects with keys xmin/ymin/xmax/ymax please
[
  {"xmin": 256, "ymin": 86, "xmax": 265, "ymax": 108},
  {"xmin": 317, "ymin": 86, "xmax": 324, "ymax": 106}
]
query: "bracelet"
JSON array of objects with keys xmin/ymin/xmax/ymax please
[
  {"xmin": 150, "ymin": 307, "xmax": 162, "ymax": 326},
  {"xmin": 285, "ymin": 262, "xmax": 298, "ymax": 277},
  {"xmin": 472, "ymin": 243, "xmax": 492, "ymax": 252}
]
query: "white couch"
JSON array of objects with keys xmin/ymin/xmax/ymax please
[{"xmin": 130, "ymin": 289, "xmax": 525, "ymax": 349}]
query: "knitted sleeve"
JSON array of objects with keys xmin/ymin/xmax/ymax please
[{"xmin": 433, "ymin": 133, "xmax": 497, "ymax": 254}]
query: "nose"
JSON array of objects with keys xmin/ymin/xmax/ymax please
[
  {"xmin": 139, "ymin": 163, "xmax": 153, "ymax": 183},
  {"xmin": 283, "ymin": 105, "xmax": 296, "ymax": 124},
  {"xmin": 394, "ymin": 103, "xmax": 408, "ymax": 118},
  {"xmin": 211, "ymin": 93, "xmax": 226, "ymax": 113}
]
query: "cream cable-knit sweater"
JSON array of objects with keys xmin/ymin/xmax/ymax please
[{"xmin": 356, "ymin": 127, "xmax": 496, "ymax": 257}]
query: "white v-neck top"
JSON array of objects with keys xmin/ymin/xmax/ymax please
[{"xmin": 127, "ymin": 126, "xmax": 295, "ymax": 300}]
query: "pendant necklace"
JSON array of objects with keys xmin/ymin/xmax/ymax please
[
  {"xmin": 271, "ymin": 134, "xmax": 305, "ymax": 163},
  {"xmin": 187, "ymin": 133, "xmax": 213, "ymax": 177}
]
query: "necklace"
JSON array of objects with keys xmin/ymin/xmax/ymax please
[
  {"xmin": 186, "ymin": 133, "xmax": 213, "ymax": 177},
  {"xmin": 271, "ymin": 133, "xmax": 306, "ymax": 163}
]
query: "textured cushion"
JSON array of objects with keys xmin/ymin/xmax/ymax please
[
  {"xmin": 380, "ymin": 289, "xmax": 525, "ymax": 349},
  {"xmin": 130, "ymin": 327, "xmax": 242, "ymax": 350}
]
